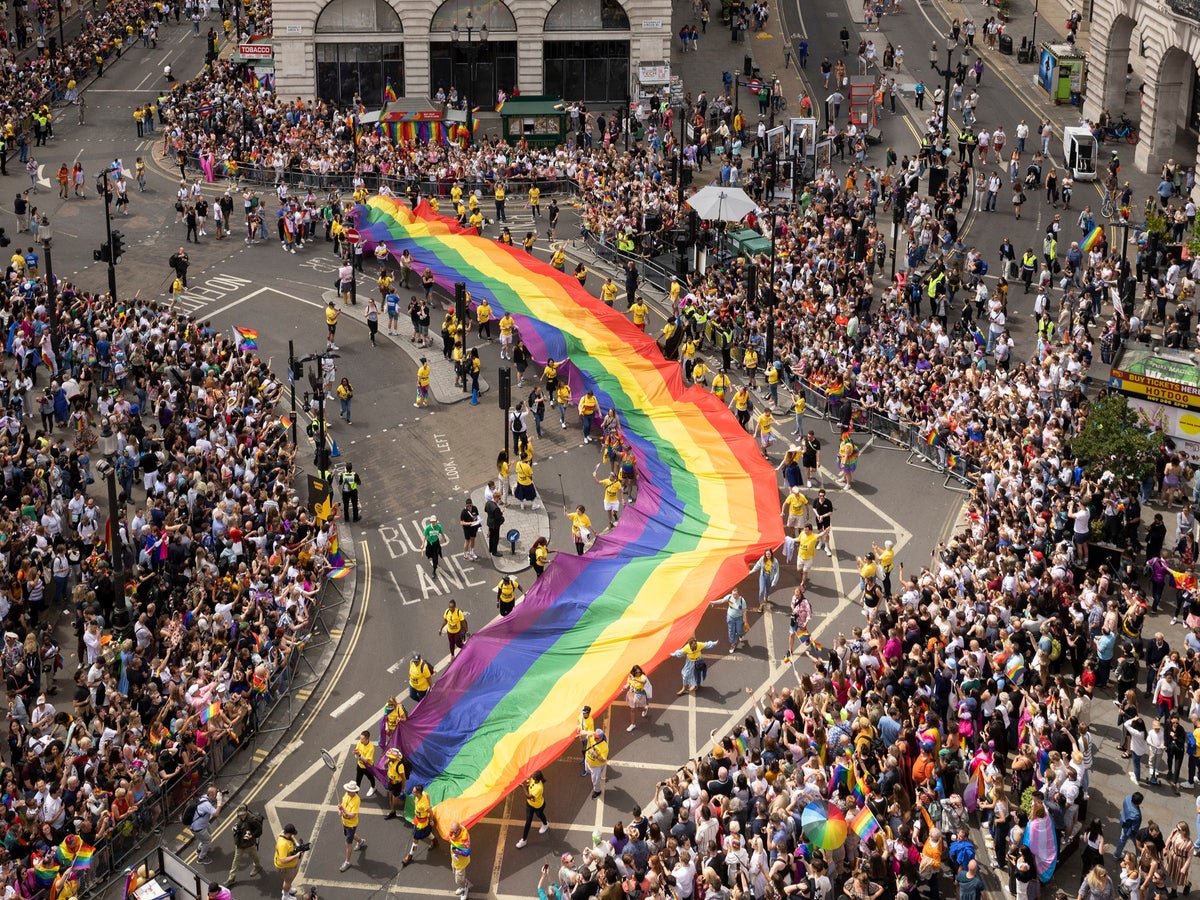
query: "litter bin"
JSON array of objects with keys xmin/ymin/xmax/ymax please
[
  {"xmin": 744, "ymin": 54, "xmax": 753, "ymax": 76},
  {"xmin": 999, "ymin": 33, "xmax": 1013, "ymax": 55}
]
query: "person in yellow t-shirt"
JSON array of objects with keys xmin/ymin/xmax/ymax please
[
  {"xmin": 438, "ymin": 598, "xmax": 467, "ymax": 658},
  {"xmin": 551, "ymin": 247, "xmax": 566, "ymax": 270},
  {"xmin": 468, "ymin": 209, "xmax": 484, "ymax": 234},
  {"xmin": 577, "ymin": 389, "xmax": 599, "ymax": 443},
  {"xmin": 325, "ymin": 300, "xmax": 340, "ymax": 349},
  {"xmin": 743, "ymin": 346, "xmax": 760, "ymax": 387},
  {"xmin": 401, "ymin": 784, "xmax": 436, "ymax": 867},
  {"xmin": 415, "ymin": 357, "xmax": 431, "ymax": 408},
  {"xmin": 796, "ymin": 523, "xmax": 819, "ymax": 585},
  {"xmin": 601, "ymin": 277, "xmax": 618, "ymax": 307},
  {"xmin": 448, "ymin": 822, "xmax": 472, "ymax": 895},
  {"xmin": 514, "ymin": 456, "xmax": 539, "ymax": 510},
  {"xmin": 495, "ymin": 575, "xmax": 521, "ymax": 616},
  {"xmin": 273, "ymin": 825, "xmax": 303, "ymax": 895},
  {"xmin": 408, "ymin": 652, "xmax": 433, "ymax": 701},
  {"xmin": 574, "ymin": 262, "xmax": 588, "ymax": 287},
  {"xmin": 498, "ymin": 312, "xmax": 515, "ymax": 359},
  {"xmin": 856, "ymin": 552, "xmax": 879, "ymax": 597},
  {"xmin": 872, "ymin": 540, "xmax": 896, "ymax": 599},
  {"xmin": 593, "ymin": 463, "xmax": 622, "ymax": 529},
  {"xmin": 565, "ymin": 504, "xmax": 593, "ymax": 554},
  {"xmin": 351, "ymin": 732, "xmax": 377, "ymax": 798},
  {"xmin": 753, "ymin": 409, "xmax": 775, "ymax": 452},
  {"xmin": 691, "ymin": 359, "xmax": 709, "ymax": 387},
  {"xmin": 583, "ymin": 729, "xmax": 608, "ymax": 798},
  {"xmin": 528, "ymin": 185, "xmax": 541, "ymax": 217},
  {"xmin": 476, "ymin": 297, "xmax": 494, "ymax": 341},
  {"xmin": 383, "ymin": 747, "xmax": 407, "ymax": 820},
  {"xmin": 337, "ymin": 784, "xmax": 366, "ymax": 872},
  {"xmin": 711, "ymin": 369, "xmax": 731, "ymax": 400},
  {"xmin": 731, "ymin": 385, "xmax": 752, "ymax": 430},
  {"xmin": 781, "ymin": 486, "xmax": 809, "ymax": 535},
  {"xmin": 515, "ymin": 770, "xmax": 548, "ymax": 847},
  {"xmin": 625, "ymin": 664, "xmax": 650, "ymax": 731},
  {"xmin": 629, "ymin": 299, "xmax": 648, "ymax": 331}
]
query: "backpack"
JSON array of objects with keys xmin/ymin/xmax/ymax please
[
  {"xmin": 181, "ymin": 796, "xmax": 201, "ymax": 830},
  {"xmin": 1049, "ymin": 638, "xmax": 1062, "ymax": 662}
]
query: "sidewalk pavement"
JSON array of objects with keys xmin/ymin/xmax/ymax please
[
  {"xmin": 319, "ymin": 287, "xmax": 487, "ymax": 405},
  {"xmin": 469, "ymin": 484, "xmax": 551, "ymax": 574}
]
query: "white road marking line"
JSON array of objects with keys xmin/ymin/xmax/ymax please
[
  {"xmin": 328, "ymin": 690, "xmax": 364, "ymax": 719},
  {"xmin": 386, "ymin": 659, "xmax": 404, "ymax": 674}
]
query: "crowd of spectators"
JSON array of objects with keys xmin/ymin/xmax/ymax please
[{"xmin": 0, "ymin": 279, "xmax": 330, "ymax": 896}]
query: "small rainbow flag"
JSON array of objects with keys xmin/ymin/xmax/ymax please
[
  {"xmin": 1080, "ymin": 225, "xmax": 1104, "ymax": 253},
  {"xmin": 848, "ymin": 766, "xmax": 866, "ymax": 804},
  {"xmin": 494, "ymin": 101, "xmax": 505, "ymax": 113},
  {"xmin": 201, "ymin": 701, "xmax": 221, "ymax": 724},
  {"xmin": 329, "ymin": 565, "xmax": 352, "ymax": 580},
  {"xmin": 1004, "ymin": 653, "xmax": 1026, "ymax": 683},
  {"xmin": 34, "ymin": 859, "xmax": 59, "ymax": 886},
  {"xmin": 235, "ymin": 326, "xmax": 258, "ymax": 351},
  {"xmin": 385, "ymin": 82, "xmax": 398, "ymax": 102},
  {"xmin": 72, "ymin": 843, "xmax": 95, "ymax": 869},
  {"xmin": 1169, "ymin": 567, "xmax": 1197, "ymax": 592},
  {"xmin": 794, "ymin": 629, "xmax": 825, "ymax": 653},
  {"xmin": 926, "ymin": 429, "xmax": 939, "ymax": 446},
  {"xmin": 450, "ymin": 833, "xmax": 471, "ymax": 859},
  {"xmin": 850, "ymin": 806, "xmax": 880, "ymax": 841}
]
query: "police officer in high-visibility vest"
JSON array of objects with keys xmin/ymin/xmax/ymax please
[
  {"xmin": 340, "ymin": 463, "xmax": 361, "ymax": 522},
  {"xmin": 1021, "ymin": 249, "xmax": 1038, "ymax": 294}
]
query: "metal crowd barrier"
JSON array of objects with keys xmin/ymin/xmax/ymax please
[{"xmin": 76, "ymin": 573, "xmax": 345, "ymax": 898}]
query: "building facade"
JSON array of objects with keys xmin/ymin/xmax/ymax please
[
  {"xmin": 1084, "ymin": 0, "xmax": 1200, "ymax": 172},
  {"xmin": 273, "ymin": 0, "xmax": 672, "ymax": 110}
]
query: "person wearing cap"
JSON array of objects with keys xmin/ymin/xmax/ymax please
[
  {"xmin": 193, "ymin": 785, "xmax": 223, "ymax": 863},
  {"xmin": 408, "ymin": 653, "xmax": 433, "ymax": 702},
  {"xmin": 583, "ymin": 728, "xmax": 609, "ymax": 799},
  {"xmin": 401, "ymin": 784, "xmax": 437, "ymax": 867},
  {"xmin": 383, "ymin": 748, "xmax": 408, "ymax": 819},
  {"xmin": 422, "ymin": 515, "xmax": 445, "ymax": 577},
  {"xmin": 273, "ymin": 824, "xmax": 303, "ymax": 898},
  {"xmin": 351, "ymin": 731, "xmax": 377, "ymax": 798},
  {"xmin": 227, "ymin": 805, "xmax": 265, "ymax": 886},
  {"xmin": 337, "ymin": 782, "xmax": 367, "ymax": 872}
]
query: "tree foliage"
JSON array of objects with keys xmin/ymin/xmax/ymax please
[{"xmin": 1070, "ymin": 393, "xmax": 1163, "ymax": 483}]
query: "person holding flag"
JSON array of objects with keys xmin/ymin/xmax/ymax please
[{"xmin": 447, "ymin": 822, "xmax": 472, "ymax": 896}]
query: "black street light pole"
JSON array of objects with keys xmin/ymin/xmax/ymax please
[
  {"xmin": 102, "ymin": 168, "xmax": 118, "ymax": 299},
  {"xmin": 891, "ymin": 184, "xmax": 907, "ymax": 282},
  {"xmin": 940, "ymin": 36, "xmax": 958, "ymax": 139},
  {"xmin": 452, "ymin": 11, "xmax": 488, "ymax": 147},
  {"xmin": 54, "ymin": 0, "xmax": 64, "ymax": 57},
  {"xmin": 41, "ymin": 217, "xmax": 60, "ymax": 366},
  {"xmin": 1030, "ymin": 0, "xmax": 1040, "ymax": 54}
]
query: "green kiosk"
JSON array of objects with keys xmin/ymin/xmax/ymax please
[{"xmin": 499, "ymin": 96, "xmax": 569, "ymax": 148}]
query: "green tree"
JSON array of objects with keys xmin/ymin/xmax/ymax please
[{"xmin": 1070, "ymin": 393, "xmax": 1163, "ymax": 483}]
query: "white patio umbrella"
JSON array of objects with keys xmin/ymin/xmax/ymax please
[{"xmin": 684, "ymin": 184, "xmax": 759, "ymax": 222}]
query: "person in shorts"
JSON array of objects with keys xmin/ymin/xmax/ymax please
[
  {"xmin": 337, "ymin": 783, "xmax": 367, "ymax": 872},
  {"xmin": 795, "ymin": 523, "xmax": 819, "ymax": 585},
  {"xmin": 383, "ymin": 748, "xmax": 407, "ymax": 820},
  {"xmin": 401, "ymin": 784, "xmax": 438, "ymax": 868}
]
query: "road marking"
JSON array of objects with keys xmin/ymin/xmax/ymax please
[
  {"xmin": 386, "ymin": 659, "xmax": 405, "ymax": 674},
  {"xmin": 329, "ymin": 690, "xmax": 364, "ymax": 718}
]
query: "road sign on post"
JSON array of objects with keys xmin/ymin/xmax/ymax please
[
  {"xmin": 344, "ymin": 227, "xmax": 361, "ymax": 244},
  {"xmin": 746, "ymin": 78, "xmax": 764, "ymax": 95}
]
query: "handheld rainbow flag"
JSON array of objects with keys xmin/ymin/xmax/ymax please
[
  {"xmin": 384, "ymin": 82, "xmax": 398, "ymax": 102},
  {"xmin": 235, "ymin": 327, "xmax": 258, "ymax": 351},
  {"xmin": 1168, "ymin": 567, "xmax": 1197, "ymax": 592},
  {"xmin": 34, "ymin": 858, "xmax": 59, "ymax": 887},
  {"xmin": 850, "ymin": 806, "xmax": 880, "ymax": 841},
  {"xmin": 201, "ymin": 701, "xmax": 221, "ymax": 724},
  {"xmin": 450, "ymin": 832, "xmax": 471, "ymax": 859},
  {"xmin": 962, "ymin": 766, "xmax": 985, "ymax": 812},
  {"xmin": 925, "ymin": 429, "xmax": 940, "ymax": 446},
  {"xmin": 1080, "ymin": 225, "xmax": 1104, "ymax": 253}
]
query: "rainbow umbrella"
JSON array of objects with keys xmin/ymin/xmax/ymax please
[{"xmin": 802, "ymin": 800, "xmax": 848, "ymax": 850}]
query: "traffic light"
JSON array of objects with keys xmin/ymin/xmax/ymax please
[
  {"xmin": 110, "ymin": 231, "xmax": 125, "ymax": 264},
  {"xmin": 498, "ymin": 367, "xmax": 512, "ymax": 409},
  {"xmin": 93, "ymin": 243, "xmax": 111, "ymax": 263},
  {"xmin": 454, "ymin": 282, "xmax": 467, "ymax": 323}
]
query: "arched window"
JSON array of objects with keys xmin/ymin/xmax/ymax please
[
  {"xmin": 429, "ymin": 0, "xmax": 517, "ymax": 32},
  {"xmin": 315, "ymin": 0, "xmax": 402, "ymax": 32},
  {"xmin": 545, "ymin": 0, "xmax": 629, "ymax": 31}
]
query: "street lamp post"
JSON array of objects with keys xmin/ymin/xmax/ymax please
[
  {"xmin": 765, "ymin": 207, "xmax": 777, "ymax": 366},
  {"xmin": 891, "ymin": 184, "xmax": 907, "ymax": 282},
  {"xmin": 101, "ymin": 168, "xmax": 118, "ymax": 299},
  {"xmin": 451, "ymin": 11, "xmax": 488, "ymax": 147},
  {"xmin": 54, "ymin": 0, "xmax": 64, "ymax": 58},
  {"xmin": 40, "ymin": 217, "xmax": 60, "ymax": 367},
  {"xmin": 940, "ymin": 35, "xmax": 959, "ymax": 139},
  {"xmin": 1030, "ymin": 0, "xmax": 1040, "ymax": 55}
]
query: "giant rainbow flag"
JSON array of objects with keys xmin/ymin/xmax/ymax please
[{"xmin": 357, "ymin": 197, "xmax": 783, "ymax": 834}]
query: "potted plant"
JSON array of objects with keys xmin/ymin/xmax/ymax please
[{"xmin": 997, "ymin": 0, "xmax": 1011, "ymax": 20}]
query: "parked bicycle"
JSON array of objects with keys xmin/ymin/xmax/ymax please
[{"xmin": 1099, "ymin": 114, "xmax": 1139, "ymax": 144}]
